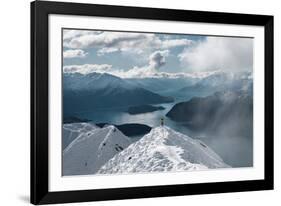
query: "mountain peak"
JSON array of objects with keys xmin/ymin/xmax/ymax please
[
  {"xmin": 98, "ymin": 126, "xmax": 229, "ymax": 174},
  {"xmin": 63, "ymin": 124, "xmax": 132, "ymax": 176}
]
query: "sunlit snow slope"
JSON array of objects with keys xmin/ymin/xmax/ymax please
[
  {"xmin": 63, "ymin": 124, "xmax": 132, "ymax": 176},
  {"xmin": 63, "ymin": 123, "xmax": 98, "ymax": 149},
  {"xmin": 98, "ymin": 126, "xmax": 229, "ymax": 174}
]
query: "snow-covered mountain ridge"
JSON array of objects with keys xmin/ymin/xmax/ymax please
[
  {"xmin": 98, "ymin": 126, "xmax": 229, "ymax": 174},
  {"xmin": 63, "ymin": 122, "xmax": 98, "ymax": 149},
  {"xmin": 63, "ymin": 124, "xmax": 132, "ymax": 176}
]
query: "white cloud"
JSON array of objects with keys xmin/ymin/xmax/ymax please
[
  {"xmin": 62, "ymin": 57, "xmax": 224, "ymax": 79},
  {"xmin": 148, "ymin": 50, "xmax": 169, "ymax": 69},
  {"xmin": 63, "ymin": 63, "xmax": 219, "ymax": 79},
  {"xmin": 109, "ymin": 50, "xmax": 170, "ymax": 78},
  {"xmin": 63, "ymin": 50, "xmax": 170, "ymax": 78},
  {"xmin": 63, "ymin": 30, "xmax": 193, "ymax": 55},
  {"xmin": 63, "ymin": 49, "xmax": 88, "ymax": 59},
  {"xmin": 178, "ymin": 37, "xmax": 253, "ymax": 72},
  {"xmin": 63, "ymin": 64, "xmax": 112, "ymax": 74}
]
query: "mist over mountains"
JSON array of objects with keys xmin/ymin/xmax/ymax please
[
  {"xmin": 176, "ymin": 71, "xmax": 252, "ymax": 99},
  {"xmin": 125, "ymin": 71, "xmax": 252, "ymax": 99},
  {"xmin": 166, "ymin": 90, "xmax": 253, "ymax": 137}
]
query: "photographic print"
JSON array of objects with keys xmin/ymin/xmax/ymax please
[
  {"xmin": 31, "ymin": 2, "xmax": 273, "ymax": 204},
  {"xmin": 62, "ymin": 29, "xmax": 253, "ymax": 176}
]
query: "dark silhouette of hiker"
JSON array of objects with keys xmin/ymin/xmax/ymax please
[{"xmin": 160, "ymin": 117, "xmax": 164, "ymax": 126}]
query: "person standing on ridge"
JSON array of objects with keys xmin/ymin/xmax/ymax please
[{"xmin": 160, "ymin": 117, "xmax": 164, "ymax": 126}]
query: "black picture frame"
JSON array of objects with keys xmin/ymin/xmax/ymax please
[{"xmin": 31, "ymin": 0, "xmax": 274, "ymax": 204}]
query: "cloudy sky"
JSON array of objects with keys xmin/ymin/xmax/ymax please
[{"xmin": 63, "ymin": 29, "xmax": 253, "ymax": 78}]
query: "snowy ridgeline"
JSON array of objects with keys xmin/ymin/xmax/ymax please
[
  {"xmin": 63, "ymin": 123, "xmax": 229, "ymax": 176},
  {"xmin": 63, "ymin": 123, "xmax": 132, "ymax": 175}
]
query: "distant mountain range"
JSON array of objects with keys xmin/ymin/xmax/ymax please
[
  {"xmin": 63, "ymin": 72, "xmax": 174, "ymax": 115},
  {"xmin": 176, "ymin": 72, "xmax": 253, "ymax": 99},
  {"xmin": 126, "ymin": 71, "xmax": 253, "ymax": 100},
  {"xmin": 126, "ymin": 76, "xmax": 197, "ymax": 95}
]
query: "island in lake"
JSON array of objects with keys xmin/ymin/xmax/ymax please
[{"xmin": 127, "ymin": 104, "xmax": 165, "ymax": 115}]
